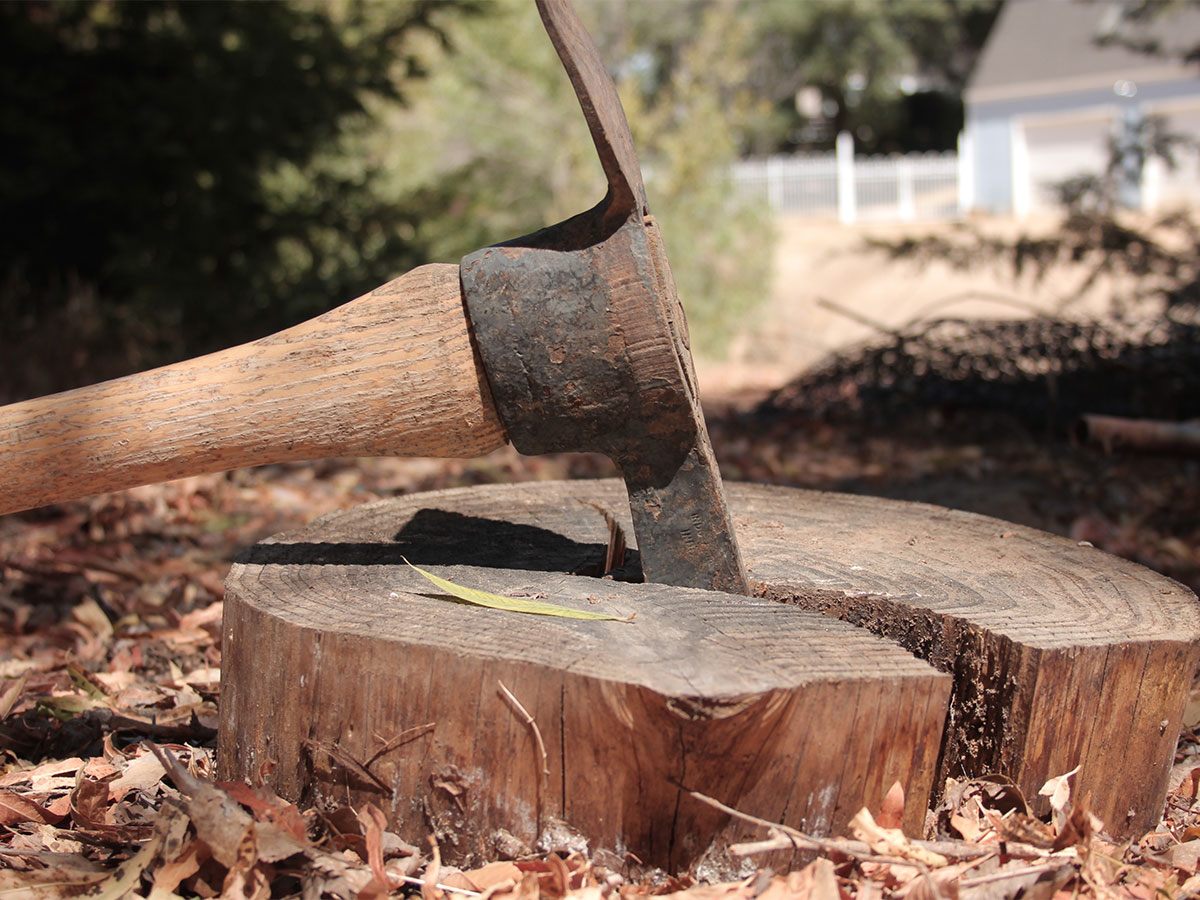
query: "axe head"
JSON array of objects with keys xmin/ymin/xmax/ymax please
[{"xmin": 461, "ymin": 0, "xmax": 748, "ymax": 594}]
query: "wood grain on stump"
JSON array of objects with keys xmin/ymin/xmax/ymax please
[
  {"xmin": 220, "ymin": 479, "xmax": 1200, "ymax": 869},
  {"xmin": 730, "ymin": 484, "xmax": 1199, "ymax": 837},
  {"xmin": 219, "ymin": 485, "xmax": 951, "ymax": 874}
]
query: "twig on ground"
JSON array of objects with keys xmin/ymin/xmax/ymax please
[
  {"xmin": 303, "ymin": 738, "xmax": 391, "ymax": 794},
  {"xmin": 959, "ymin": 862, "xmax": 1070, "ymax": 888},
  {"xmin": 691, "ymin": 789, "xmax": 1052, "ymax": 864},
  {"xmin": 366, "ymin": 722, "xmax": 436, "ymax": 767}
]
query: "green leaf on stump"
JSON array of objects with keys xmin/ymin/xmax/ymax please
[{"xmin": 402, "ymin": 559, "xmax": 634, "ymax": 622}]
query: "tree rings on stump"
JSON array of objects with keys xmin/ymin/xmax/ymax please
[
  {"xmin": 219, "ymin": 479, "xmax": 1199, "ymax": 871},
  {"xmin": 218, "ymin": 483, "xmax": 951, "ymax": 874},
  {"xmin": 731, "ymin": 484, "xmax": 1199, "ymax": 837}
]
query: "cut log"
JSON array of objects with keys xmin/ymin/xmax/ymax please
[
  {"xmin": 218, "ymin": 489, "xmax": 951, "ymax": 874},
  {"xmin": 219, "ymin": 478, "xmax": 1199, "ymax": 870},
  {"xmin": 729, "ymin": 483, "xmax": 1199, "ymax": 837}
]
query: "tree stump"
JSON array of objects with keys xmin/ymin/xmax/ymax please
[
  {"xmin": 731, "ymin": 484, "xmax": 1199, "ymax": 836},
  {"xmin": 219, "ymin": 479, "xmax": 1200, "ymax": 871},
  {"xmin": 218, "ymin": 484, "xmax": 951, "ymax": 874}
]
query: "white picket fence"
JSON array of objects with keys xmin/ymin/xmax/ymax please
[{"xmin": 732, "ymin": 131, "xmax": 970, "ymax": 224}]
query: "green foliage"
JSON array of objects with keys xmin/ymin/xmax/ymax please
[
  {"xmin": 377, "ymin": 0, "xmax": 604, "ymax": 262},
  {"xmin": 745, "ymin": 0, "xmax": 1000, "ymax": 153},
  {"xmin": 1054, "ymin": 115, "xmax": 1198, "ymax": 215},
  {"xmin": 0, "ymin": 0, "xmax": 772, "ymax": 392},
  {"xmin": 375, "ymin": 0, "xmax": 774, "ymax": 357},
  {"xmin": 0, "ymin": 0, "xmax": 469, "ymax": 395},
  {"xmin": 612, "ymin": 1, "xmax": 774, "ymax": 355},
  {"xmin": 3, "ymin": 0, "xmax": 997, "ymax": 393}
]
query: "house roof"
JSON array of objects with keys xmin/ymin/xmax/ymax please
[{"xmin": 966, "ymin": 0, "xmax": 1200, "ymax": 104}]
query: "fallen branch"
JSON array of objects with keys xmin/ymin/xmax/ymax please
[
  {"xmin": 688, "ymin": 790, "xmax": 1057, "ymax": 864},
  {"xmin": 1074, "ymin": 414, "xmax": 1200, "ymax": 456},
  {"xmin": 816, "ymin": 296, "xmax": 901, "ymax": 338}
]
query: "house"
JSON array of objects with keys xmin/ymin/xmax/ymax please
[{"xmin": 964, "ymin": 0, "xmax": 1200, "ymax": 216}]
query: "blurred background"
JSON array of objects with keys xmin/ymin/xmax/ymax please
[
  {"xmin": 5, "ymin": 0, "xmax": 1199, "ymax": 391},
  {"xmin": 1, "ymin": 0, "xmax": 1197, "ymax": 591}
]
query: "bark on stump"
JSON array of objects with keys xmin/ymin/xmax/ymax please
[
  {"xmin": 731, "ymin": 483, "xmax": 1199, "ymax": 837},
  {"xmin": 219, "ymin": 479, "xmax": 1200, "ymax": 869}
]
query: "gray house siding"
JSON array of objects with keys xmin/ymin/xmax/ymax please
[
  {"xmin": 964, "ymin": 0, "xmax": 1200, "ymax": 216},
  {"xmin": 967, "ymin": 82, "xmax": 1196, "ymax": 215}
]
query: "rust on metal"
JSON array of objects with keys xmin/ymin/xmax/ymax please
[{"xmin": 461, "ymin": 0, "xmax": 748, "ymax": 594}]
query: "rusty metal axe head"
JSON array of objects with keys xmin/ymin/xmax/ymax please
[{"xmin": 460, "ymin": 0, "xmax": 748, "ymax": 594}]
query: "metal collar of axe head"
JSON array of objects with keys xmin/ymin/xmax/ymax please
[{"xmin": 460, "ymin": 0, "xmax": 749, "ymax": 595}]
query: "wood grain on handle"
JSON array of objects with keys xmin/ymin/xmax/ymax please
[{"xmin": 0, "ymin": 263, "xmax": 508, "ymax": 515}]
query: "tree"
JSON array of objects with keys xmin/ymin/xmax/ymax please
[
  {"xmin": 3, "ymin": 0, "xmax": 788, "ymax": 399},
  {"xmin": 0, "ymin": 0, "xmax": 471, "ymax": 398},
  {"xmin": 744, "ymin": 0, "xmax": 1001, "ymax": 154},
  {"xmin": 1094, "ymin": 0, "xmax": 1200, "ymax": 63},
  {"xmin": 611, "ymin": 0, "xmax": 775, "ymax": 353}
]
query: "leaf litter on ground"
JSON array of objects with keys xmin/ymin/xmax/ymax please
[{"xmin": 2, "ymin": 748, "xmax": 1190, "ymax": 900}]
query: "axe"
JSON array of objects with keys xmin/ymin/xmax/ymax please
[{"xmin": 0, "ymin": 0, "xmax": 749, "ymax": 596}]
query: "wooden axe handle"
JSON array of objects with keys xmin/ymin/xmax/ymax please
[{"xmin": 0, "ymin": 263, "xmax": 507, "ymax": 515}]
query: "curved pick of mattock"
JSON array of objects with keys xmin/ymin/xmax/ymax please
[
  {"xmin": 461, "ymin": 0, "xmax": 750, "ymax": 594},
  {"xmin": 536, "ymin": 0, "xmax": 646, "ymax": 218}
]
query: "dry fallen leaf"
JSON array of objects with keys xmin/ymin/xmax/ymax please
[
  {"xmin": 0, "ymin": 787, "xmax": 65, "ymax": 826},
  {"xmin": 107, "ymin": 749, "xmax": 168, "ymax": 802},
  {"xmin": 1037, "ymin": 767, "xmax": 1080, "ymax": 834},
  {"xmin": 220, "ymin": 779, "xmax": 309, "ymax": 841},
  {"xmin": 46, "ymin": 805, "xmax": 173, "ymax": 900},
  {"xmin": 422, "ymin": 837, "xmax": 444, "ymax": 900},
  {"xmin": 446, "ymin": 860, "xmax": 525, "ymax": 892},
  {"xmin": 72, "ymin": 596, "xmax": 115, "ymax": 642},
  {"xmin": 0, "ymin": 395, "xmax": 1196, "ymax": 900},
  {"xmin": 878, "ymin": 781, "xmax": 907, "ymax": 831},
  {"xmin": 811, "ymin": 858, "xmax": 841, "ymax": 900},
  {"xmin": 0, "ymin": 756, "xmax": 84, "ymax": 789},
  {"xmin": 0, "ymin": 673, "xmax": 29, "ymax": 719},
  {"xmin": 756, "ymin": 868, "xmax": 814, "ymax": 900},
  {"xmin": 850, "ymin": 807, "xmax": 949, "ymax": 868},
  {"xmin": 1149, "ymin": 838, "xmax": 1200, "ymax": 873},
  {"xmin": 151, "ymin": 743, "xmax": 255, "ymax": 870},
  {"xmin": 152, "ymin": 837, "xmax": 205, "ymax": 895}
]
